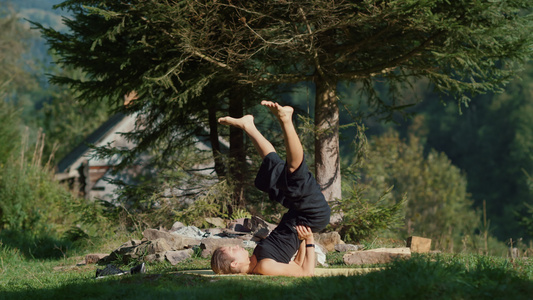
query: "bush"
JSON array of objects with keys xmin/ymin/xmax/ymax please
[
  {"xmin": 172, "ymin": 180, "xmax": 233, "ymax": 228},
  {"xmin": 332, "ymin": 121, "xmax": 406, "ymax": 242},
  {"xmin": 0, "ymin": 133, "xmax": 76, "ymax": 235},
  {"xmin": 0, "ymin": 100, "xmax": 21, "ymax": 165},
  {"xmin": 333, "ymin": 184, "xmax": 406, "ymax": 243},
  {"xmin": 0, "ymin": 100, "xmax": 114, "ymax": 258},
  {"xmin": 359, "ymin": 128, "xmax": 482, "ymax": 252}
]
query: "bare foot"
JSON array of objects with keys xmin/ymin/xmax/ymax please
[
  {"xmin": 218, "ymin": 115, "xmax": 255, "ymax": 130},
  {"xmin": 261, "ymin": 100, "xmax": 294, "ymax": 123}
]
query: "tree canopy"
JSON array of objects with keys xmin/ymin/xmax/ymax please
[{"xmin": 34, "ymin": 1, "xmax": 533, "ymax": 205}]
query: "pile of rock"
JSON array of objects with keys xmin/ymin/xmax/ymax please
[
  {"xmin": 89, "ymin": 217, "xmax": 339, "ymax": 266},
  {"xmin": 84, "ymin": 217, "xmax": 431, "ymax": 268}
]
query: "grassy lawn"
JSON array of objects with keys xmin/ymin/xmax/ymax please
[{"xmin": 1, "ymin": 243, "xmax": 533, "ymax": 300}]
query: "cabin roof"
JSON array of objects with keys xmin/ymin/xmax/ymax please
[{"xmin": 56, "ymin": 112, "xmax": 126, "ymax": 173}]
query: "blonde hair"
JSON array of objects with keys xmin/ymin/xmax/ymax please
[{"xmin": 211, "ymin": 247, "xmax": 235, "ymax": 274}]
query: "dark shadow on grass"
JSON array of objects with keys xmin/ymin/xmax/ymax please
[
  {"xmin": 0, "ymin": 230, "xmax": 74, "ymax": 259},
  {"xmin": 3, "ymin": 256, "xmax": 533, "ymax": 299}
]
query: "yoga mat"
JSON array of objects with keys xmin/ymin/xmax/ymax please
[{"xmin": 178, "ymin": 267, "xmax": 382, "ymax": 277}]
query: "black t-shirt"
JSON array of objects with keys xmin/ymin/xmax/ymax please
[
  {"xmin": 252, "ymin": 152, "xmax": 330, "ymax": 263},
  {"xmin": 253, "ymin": 217, "xmax": 300, "ymax": 264}
]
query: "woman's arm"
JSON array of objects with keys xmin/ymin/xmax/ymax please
[
  {"xmin": 293, "ymin": 239, "xmax": 306, "ymax": 266},
  {"xmin": 296, "ymin": 225, "xmax": 316, "ymax": 275}
]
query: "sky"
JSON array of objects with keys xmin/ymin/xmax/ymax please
[{"xmin": 1, "ymin": 0, "xmax": 69, "ymax": 31}]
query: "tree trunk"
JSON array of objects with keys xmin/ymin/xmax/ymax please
[
  {"xmin": 208, "ymin": 104, "xmax": 225, "ymax": 179},
  {"xmin": 228, "ymin": 91, "xmax": 246, "ymax": 210},
  {"xmin": 314, "ymin": 78, "xmax": 341, "ymax": 203}
]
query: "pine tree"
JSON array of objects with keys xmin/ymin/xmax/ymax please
[{"xmin": 34, "ymin": 1, "xmax": 533, "ymax": 205}]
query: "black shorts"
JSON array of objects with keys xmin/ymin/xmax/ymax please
[
  {"xmin": 254, "ymin": 152, "xmax": 330, "ymax": 232},
  {"xmin": 252, "ymin": 152, "xmax": 330, "ymax": 263}
]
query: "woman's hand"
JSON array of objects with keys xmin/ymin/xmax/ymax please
[{"xmin": 295, "ymin": 225, "xmax": 314, "ymax": 242}]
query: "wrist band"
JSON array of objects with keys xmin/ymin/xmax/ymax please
[{"xmin": 306, "ymin": 244, "xmax": 315, "ymax": 248}]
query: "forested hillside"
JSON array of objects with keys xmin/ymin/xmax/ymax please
[
  {"xmin": 290, "ymin": 61, "xmax": 533, "ymax": 243},
  {"xmin": 401, "ymin": 65, "xmax": 533, "ymax": 241},
  {"xmin": 0, "ymin": 0, "xmax": 111, "ymax": 160}
]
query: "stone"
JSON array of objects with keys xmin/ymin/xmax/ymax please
[
  {"xmin": 142, "ymin": 228, "xmax": 190, "ymax": 250},
  {"xmin": 205, "ymin": 217, "xmax": 227, "ymax": 228},
  {"xmin": 170, "ymin": 221, "xmax": 185, "ymax": 232},
  {"xmin": 329, "ymin": 212, "xmax": 343, "ymax": 225},
  {"xmin": 343, "ymin": 247, "xmax": 411, "ymax": 265},
  {"xmin": 235, "ymin": 233, "xmax": 254, "ymax": 241},
  {"xmin": 114, "ymin": 240, "xmax": 144, "ymax": 255},
  {"xmin": 242, "ymin": 240, "xmax": 258, "ymax": 249},
  {"xmin": 200, "ymin": 237, "xmax": 244, "ymax": 255},
  {"xmin": 406, "ymin": 236, "xmax": 432, "ymax": 253},
  {"xmin": 228, "ymin": 218, "xmax": 251, "ymax": 232},
  {"xmin": 144, "ymin": 253, "xmax": 166, "ymax": 263},
  {"xmin": 201, "ymin": 249, "xmax": 211, "ymax": 259},
  {"xmin": 99, "ymin": 240, "xmax": 147, "ymax": 264},
  {"xmin": 101, "ymin": 227, "xmax": 355, "ymax": 266},
  {"xmin": 172, "ymin": 226, "xmax": 206, "ymax": 240},
  {"xmin": 314, "ymin": 232, "xmax": 342, "ymax": 252},
  {"xmin": 165, "ymin": 249, "xmax": 194, "ymax": 265},
  {"xmin": 366, "ymin": 247, "xmax": 411, "ymax": 254},
  {"xmin": 253, "ymin": 228, "xmax": 270, "ymax": 240},
  {"xmin": 144, "ymin": 228, "xmax": 175, "ymax": 240},
  {"xmin": 122, "ymin": 239, "xmax": 143, "ymax": 247},
  {"xmin": 136, "ymin": 238, "xmax": 172, "ymax": 256},
  {"xmin": 244, "ymin": 216, "xmax": 277, "ymax": 232},
  {"xmin": 242, "ymin": 218, "xmax": 253, "ymax": 231},
  {"xmin": 180, "ymin": 236, "xmax": 202, "ymax": 248},
  {"xmin": 204, "ymin": 228, "xmax": 224, "ymax": 236},
  {"xmin": 250, "ymin": 236, "xmax": 262, "ymax": 243},
  {"xmin": 334, "ymin": 243, "xmax": 362, "ymax": 252},
  {"xmin": 219, "ymin": 229, "xmax": 249, "ymax": 238},
  {"xmin": 85, "ymin": 253, "xmax": 109, "ymax": 264}
]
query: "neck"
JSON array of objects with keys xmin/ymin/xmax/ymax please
[{"xmin": 247, "ymin": 254, "xmax": 258, "ymax": 274}]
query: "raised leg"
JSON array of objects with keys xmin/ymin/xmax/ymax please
[
  {"xmin": 261, "ymin": 101, "xmax": 303, "ymax": 173},
  {"xmin": 218, "ymin": 115, "xmax": 275, "ymax": 159}
]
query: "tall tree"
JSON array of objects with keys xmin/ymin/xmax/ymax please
[
  {"xmin": 33, "ymin": 0, "xmax": 272, "ymax": 209},
  {"xmin": 173, "ymin": 1, "xmax": 533, "ymax": 202},
  {"xmin": 0, "ymin": 7, "xmax": 37, "ymax": 96},
  {"xmin": 32, "ymin": 2, "xmax": 255, "ymax": 182},
  {"xmin": 36, "ymin": 1, "xmax": 533, "ymax": 205}
]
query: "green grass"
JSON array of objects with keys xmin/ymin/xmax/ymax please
[{"xmin": 1, "ymin": 241, "xmax": 533, "ymax": 300}]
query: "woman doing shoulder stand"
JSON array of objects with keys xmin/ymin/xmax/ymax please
[{"xmin": 211, "ymin": 100, "xmax": 331, "ymax": 277}]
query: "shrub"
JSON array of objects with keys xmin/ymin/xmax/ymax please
[
  {"xmin": 333, "ymin": 184, "xmax": 406, "ymax": 243},
  {"xmin": 359, "ymin": 128, "xmax": 482, "ymax": 252},
  {"xmin": 0, "ymin": 100, "xmax": 113, "ymax": 257},
  {"xmin": 172, "ymin": 180, "xmax": 233, "ymax": 228}
]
